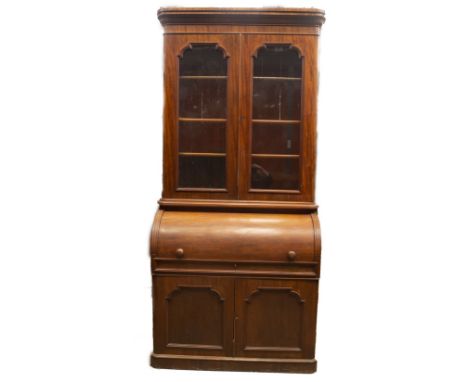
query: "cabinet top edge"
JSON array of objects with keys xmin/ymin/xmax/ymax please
[
  {"xmin": 158, "ymin": 198, "xmax": 318, "ymax": 212},
  {"xmin": 157, "ymin": 7, "xmax": 326, "ymax": 27}
]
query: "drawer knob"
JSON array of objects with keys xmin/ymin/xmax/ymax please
[
  {"xmin": 175, "ymin": 248, "xmax": 184, "ymax": 258},
  {"xmin": 287, "ymin": 251, "xmax": 297, "ymax": 261}
]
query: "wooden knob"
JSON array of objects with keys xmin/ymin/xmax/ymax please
[
  {"xmin": 287, "ymin": 251, "xmax": 297, "ymax": 261},
  {"xmin": 175, "ymin": 248, "xmax": 184, "ymax": 258}
]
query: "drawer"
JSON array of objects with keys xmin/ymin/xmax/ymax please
[
  {"xmin": 151, "ymin": 258, "xmax": 319, "ymax": 278},
  {"xmin": 150, "ymin": 211, "xmax": 320, "ymax": 263}
]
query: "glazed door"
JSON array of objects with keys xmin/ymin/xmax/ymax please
[
  {"xmin": 239, "ymin": 35, "xmax": 318, "ymax": 202},
  {"xmin": 154, "ymin": 275, "xmax": 234, "ymax": 356},
  {"xmin": 234, "ymin": 278, "xmax": 318, "ymax": 359},
  {"xmin": 162, "ymin": 35, "xmax": 239, "ymax": 199}
]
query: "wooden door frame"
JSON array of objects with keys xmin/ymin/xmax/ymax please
[
  {"xmin": 238, "ymin": 34, "xmax": 318, "ymax": 202},
  {"xmin": 162, "ymin": 34, "xmax": 240, "ymax": 200}
]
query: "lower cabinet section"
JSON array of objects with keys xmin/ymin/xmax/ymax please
[{"xmin": 153, "ymin": 275, "xmax": 318, "ymax": 371}]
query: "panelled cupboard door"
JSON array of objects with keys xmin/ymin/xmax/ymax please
[
  {"xmin": 154, "ymin": 276, "xmax": 235, "ymax": 356},
  {"xmin": 234, "ymin": 279, "xmax": 318, "ymax": 359},
  {"xmin": 239, "ymin": 35, "xmax": 318, "ymax": 202},
  {"xmin": 162, "ymin": 34, "xmax": 239, "ymax": 199}
]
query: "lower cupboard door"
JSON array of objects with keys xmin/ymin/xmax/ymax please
[
  {"xmin": 234, "ymin": 278, "xmax": 318, "ymax": 359},
  {"xmin": 154, "ymin": 275, "xmax": 234, "ymax": 356}
]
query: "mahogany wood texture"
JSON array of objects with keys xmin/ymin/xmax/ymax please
[
  {"xmin": 151, "ymin": 211, "xmax": 319, "ymax": 262},
  {"xmin": 151, "ymin": 7, "xmax": 325, "ymax": 374},
  {"xmin": 157, "ymin": 7, "xmax": 325, "ymax": 27},
  {"xmin": 154, "ymin": 275, "xmax": 235, "ymax": 357},
  {"xmin": 162, "ymin": 34, "xmax": 239, "ymax": 200},
  {"xmin": 159, "ymin": 7, "xmax": 324, "ymax": 208},
  {"xmin": 157, "ymin": 198, "xmax": 318, "ymax": 211},
  {"xmin": 234, "ymin": 278, "xmax": 318, "ymax": 359},
  {"xmin": 238, "ymin": 34, "xmax": 318, "ymax": 202}
]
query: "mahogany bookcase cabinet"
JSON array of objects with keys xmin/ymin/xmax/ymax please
[{"xmin": 150, "ymin": 7, "xmax": 325, "ymax": 373}]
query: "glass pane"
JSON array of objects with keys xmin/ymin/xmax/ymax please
[
  {"xmin": 179, "ymin": 78, "xmax": 227, "ymax": 119},
  {"xmin": 177, "ymin": 43, "xmax": 228, "ymax": 190},
  {"xmin": 179, "ymin": 121, "xmax": 226, "ymax": 153},
  {"xmin": 252, "ymin": 78, "xmax": 301, "ymax": 120},
  {"xmin": 180, "ymin": 44, "xmax": 227, "ymax": 76},
  {"xmin": 252, "ymin": 123, "xmax": 299, "ymax": 155},
  {"xmin": 250, "ymin": 44, "xmax": 302, "ymax": 192},
  {"xmin": 253, "ymin": 45, "xmax": 302, "ymax": 78},
  {"xmin": 179, "ymin": 156, "xmax": 226, "ymax": 189},
  {"xmin": 251, "ymin": 158, "xmax": 299, "ymax": 190}
]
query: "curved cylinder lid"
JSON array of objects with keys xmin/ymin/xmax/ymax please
[{"xmin": 151, "ymin": 211, "xmax": 320, "ymax": 262}]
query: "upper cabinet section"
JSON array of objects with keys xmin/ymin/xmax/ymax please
[{"xmin": 158, "ymin": 8, "xmax": 324, "ymax": 210}]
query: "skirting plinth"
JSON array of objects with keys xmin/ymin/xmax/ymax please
[{"xmin": 150, "ymin": 353, "xmax": 317, "ymax": 373}]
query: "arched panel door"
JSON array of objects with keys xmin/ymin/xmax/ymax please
[
  {"xmin": 234, "ymin": 278, "xmax": 318, "ymax": 359},
  {"xmin": 162, "ymin": 34, "xmax": 239, "ymax": 200},
  {"xmin": 154, "ymin": 276, "xmax": 235, "ymax": 356},
  {"xmin": 239, "ymin": 35, "xmax": 319, "ymax": 202}
]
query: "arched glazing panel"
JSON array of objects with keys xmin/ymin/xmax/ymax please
[
  {"xmin": 177, "ymin": 44, "xmax": 228, "ymax": 189},
  {"xmin": 250, "ymin": 44, "xmax": 303, "ymax": 191}
]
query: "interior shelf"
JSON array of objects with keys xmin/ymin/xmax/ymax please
[
  {"xmin": 179, "ymin": 152, "xmax": 226, "ymax": 157},
  {"xmin": 251, "ymin": 153, "xmax": 300, "ymax": 158},
  {"xmin": 252, "ymin": 119, "xmax": 301, "ymax": 124},
  {"xmin": 253, "ymin": 76, "xmax": 301, "ymax": 81},
  {"xmin": 180, "ymin": 75, "xmax": 228, "ymax": 79},
  {"xmin": 179, "ymin": 117, "xmax": 227, "ymax": 123}
]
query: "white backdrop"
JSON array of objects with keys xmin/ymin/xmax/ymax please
[{"xmin": 1, "ymin": 1, "xmax": 468, "ymax": 381}]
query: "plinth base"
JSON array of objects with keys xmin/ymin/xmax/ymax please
[{"xmin": 150, "ymin": 353, "xmax": 317, "ymax": 373}]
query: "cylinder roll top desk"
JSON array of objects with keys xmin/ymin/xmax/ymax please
[{"xmin": 150, "ymin": 7, "xmax": 325, "ymax": 373}]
